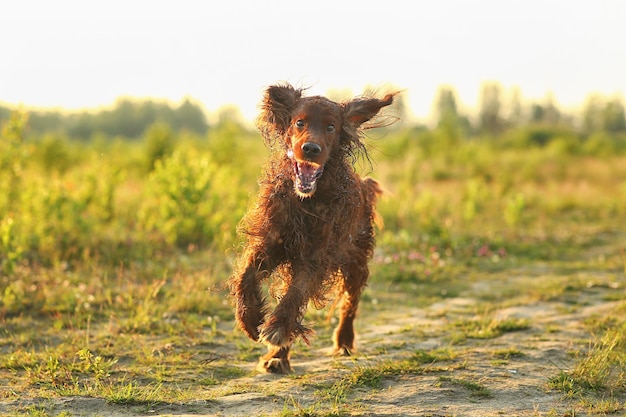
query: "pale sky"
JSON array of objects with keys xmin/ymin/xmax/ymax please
[{"xmin": 1, "ymin": 0, "xmax": 625, "ymax": 123}]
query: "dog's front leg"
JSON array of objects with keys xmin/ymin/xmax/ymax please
[
  {"xmin": 258, "ymin": 267, "xmax": 316, "ymax": 349},
  {"xmin": 231, "ymin": 249, "xmax": 273, "ymax": 341}
]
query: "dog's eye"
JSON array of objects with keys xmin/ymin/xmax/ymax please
[
  {"xmin": 327, "ymin": 124, "xmax": 335, "ymax": 132},
  {"xmin": 295, "ymin": 119, "xmax": 305, "ymax": 128}
]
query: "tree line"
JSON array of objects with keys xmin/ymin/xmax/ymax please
[
  {"xmin": 434, "ymin": 82, "xmax": 625, "ymax": 137},
  {"xmin": 0, "ymin": 97, "xmax": 208, "ymax": 139},
  {"xmin": 1, "ymin": 83, "xmax": 625, "ymax": 142}
]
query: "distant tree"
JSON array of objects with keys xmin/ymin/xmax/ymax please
[
  {"xmin": 507, "ymin": 86, "xmax": 523, "ymax": 128},
  {"xmin": 435, "ymin": 86, "xmax": 458, "ymax": 126},
  {"xmin": 530, "ymin": 103, "xmax": 544, "ymax": 124},
  {"xmin": 582, "ymin": 94, "xmax": 626, "ymax": 134},
  {"xmin": 582, "ymin": 94, "xmax": 604, "ymax": 133},
  {"xmin": 60, "ymin": 98, "xmax": 209, "ymax": 139},
  {"xmin": 542, "ymin": 94, "xmax": 561, "ymax": 125},
  {"xmin": 602, "ymin": 97, "xmax": 626, "ymax": 133},
  {"xmin": 433, "ymin": 86, "xmax": 470, "ymax": 140},
  {"xmin": 478, "ymin": 82, "xmax": 504, "ymax": 136},
  {"xmin": 68, "ymin": 111, "xmax": 94, "ymax": 140},
  {"xmin": 175, "ymin": 98, "xmax": 208, "ymax": 135},
  {"xmin": 112, "ymin": 99, "xmax": 144, "ymax": 137},
  {"xmin": 529, "ymin": 94, "xmax": 561, "ymax": 126},
  {"xmin": 215, "ymin": 105, "xmax": 245, "ymax": 127},
  {"xmin": 25, "ymin": 110, "xmax": 65, "ymax": 134},
  {"xmin": 0, "ymin": 105, "xmax": 11, "ymax": 123}
]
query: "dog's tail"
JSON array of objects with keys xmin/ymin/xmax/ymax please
[{"xmin": 364, "ymin": 177, "xmax": 384, "ymax": 230}]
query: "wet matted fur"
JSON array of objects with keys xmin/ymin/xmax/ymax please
[{"xmin": 229, "ymin": 83, "xmax": 397, "ymax": 373}]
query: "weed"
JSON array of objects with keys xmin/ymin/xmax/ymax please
[
  {"xmin": 492, "ymin": 347, "xmax": 525, "ymax": 360},
  {"xmin": 412, "ymin": 347, "xmax": 457, "ymax": 364},
  {"xmin": 316, "ymin": 361, "xmax": 402, "ymax": 405},
  {"xmin": 438, "ymin": 376, "xmax": 492, "ymax": 398},
  {"xmin": 15, "ymin": 406, "xmax": 52, "ymax": 417},
  {"xmin": 494, "ymin": 317, "xmax": 531, "ymax": 333},
  {"xmin": 104, "ymin": 381, "xmax": 164, "ymax": 405},
  {"xmin": 548, "ymin": 303, "xmax": 625, "ymax": 414},
  {"xmin": 26, "ymin": 354, "xmax": 76, "ymax": 390},
  {"xmin": 207, "ymin": 364, "xmax": 249, "ymax": 381},
  {"xmin": 314, "ymin": 348, "xmax": 456, "ymax": 408},
  {"xmin": 279, "ymin": 395, "xmax": 347, "ymax": 417},
  {"xmin": 451, "ymin": 313, "xmax": 531, "ymax": 343},
  {"xmin": 76, "ymin": 348, "xmax": 117, "ymax": 379},
  {"xmin": 571, "ymin": 329, "xmax": 623, "ymax": 391}
]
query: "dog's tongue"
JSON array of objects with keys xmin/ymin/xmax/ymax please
[{"xmin": 295, "ymin": 161, "xmax": 323, "ymax": 197}]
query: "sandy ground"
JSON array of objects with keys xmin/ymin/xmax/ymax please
[{"xmin": 3, "ymin": 277, "xmax": 623, "ymax": 417}]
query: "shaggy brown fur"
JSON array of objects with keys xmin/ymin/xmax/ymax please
[{"xmin": 229, "ymin": 83, "xmax": 396, "ymax": 373}]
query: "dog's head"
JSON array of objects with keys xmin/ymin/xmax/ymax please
[{"xmin": 257, "ymin": 83, "xmax": 395, "ymax": 198}]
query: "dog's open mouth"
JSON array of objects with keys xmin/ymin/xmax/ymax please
[{"xmin": 293, "ymin": 161, "xmax": 324, "ymax": 197}]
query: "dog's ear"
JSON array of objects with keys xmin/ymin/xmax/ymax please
[
  {"xmin": 257, "ymin": 83, "xmax": 302, "ymax": 145},
  {"xmin": 343, "ymin": 93, "xmax": 395, "ymax": 128}
]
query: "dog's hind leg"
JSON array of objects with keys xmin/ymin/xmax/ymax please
[{"xmin": 333, "ymin": 262, "xmax": 369, "ymax": 356}]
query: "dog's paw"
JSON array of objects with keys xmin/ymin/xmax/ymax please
[
  {"xmin": 332, "ymin": 345, "xmax": 353, "ymax": 357},
  {"xmin": 257, "ymin": 356, "xmax": 292, "ymax": 374}
]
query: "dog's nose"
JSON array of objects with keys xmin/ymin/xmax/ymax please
[{"xmin": 302, "ymin": 142, "xmax": 322, "ymax": 159}]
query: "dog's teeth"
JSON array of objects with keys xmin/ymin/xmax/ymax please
[{"xmin": 292, "ymin": 162, "xmax": 324, "ymax": 197}]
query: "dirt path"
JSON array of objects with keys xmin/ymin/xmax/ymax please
[{"xmin": 5, "ymin": 277, "xmax": 622, "ymax": 417}]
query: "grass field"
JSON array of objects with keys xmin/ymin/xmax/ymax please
[{"xmin": 0, "ymin": 112, "xmax": 625, "ymax": 416}]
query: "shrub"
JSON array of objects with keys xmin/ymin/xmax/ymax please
[
  {"xmin": 582, "ymin": 131, "xmax": 616, "ymax": 157},
  {"xmin": 137, "ymin": 147, "xmax": 246, "ymax": 250},
  {"xmin": 35, "ymin": 134, "xmax": 75, "ymax": 173},
  {"xmin": 144, "ymin": 122, "xmax": 175, "ymax": 171}
]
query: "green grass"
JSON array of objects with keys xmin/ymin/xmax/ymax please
[
  {"xmin": 448, "ymin": 312, "xmax": 531, "ymax": 344},
  {"xmin": 437, "ymin": 376, "xmax": 492, "ymax": 398},
  {"xmin": 492, "ymin": 347, "xmax": 525, "ymax": 360},
  {"xmin": 548, "ymin": 302, "xmax": 626, "ymax": 414},
  {"xmin": 313, "ymin": 348, "xmax": 456, "ymax": 409}
]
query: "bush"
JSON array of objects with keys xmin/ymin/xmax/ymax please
[
  {"xmin": 582, "ymin": 132, "xmax": 617, "ymax": 157},
  {"xmin": 137, "ymin": 147, "xmax": 246, "ymax": 250},
  {"xmin": 547, "ymin": 136, "xmax": 581, "ymax": 155},
  {"xmin": 35, "ymin": 134, "xmax": 75, "ymax": 173},
  {"xmin": 500, "ymin": 125, "xmax": 579, "ymax": 150},
  {"xmin": 144, "ymin": 122, "xmax": 175, "ymax": 171}
]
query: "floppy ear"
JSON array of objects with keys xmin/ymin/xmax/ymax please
[
  {"xmin": 343, "ymin": 93, "xmax": 395, "ymax": 128},
  {"xmin": 257, "ymin": 83, "xmax": 302, "ymax": 145}
]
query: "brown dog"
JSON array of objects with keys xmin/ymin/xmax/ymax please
[{"xmin": 230, "ymin": 83, "xmax": 396, "ymax": 373}]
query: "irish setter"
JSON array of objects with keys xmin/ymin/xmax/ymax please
[{"xmin": 230, "ymin": 83, "xmax": 396, "ymax": 373}]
